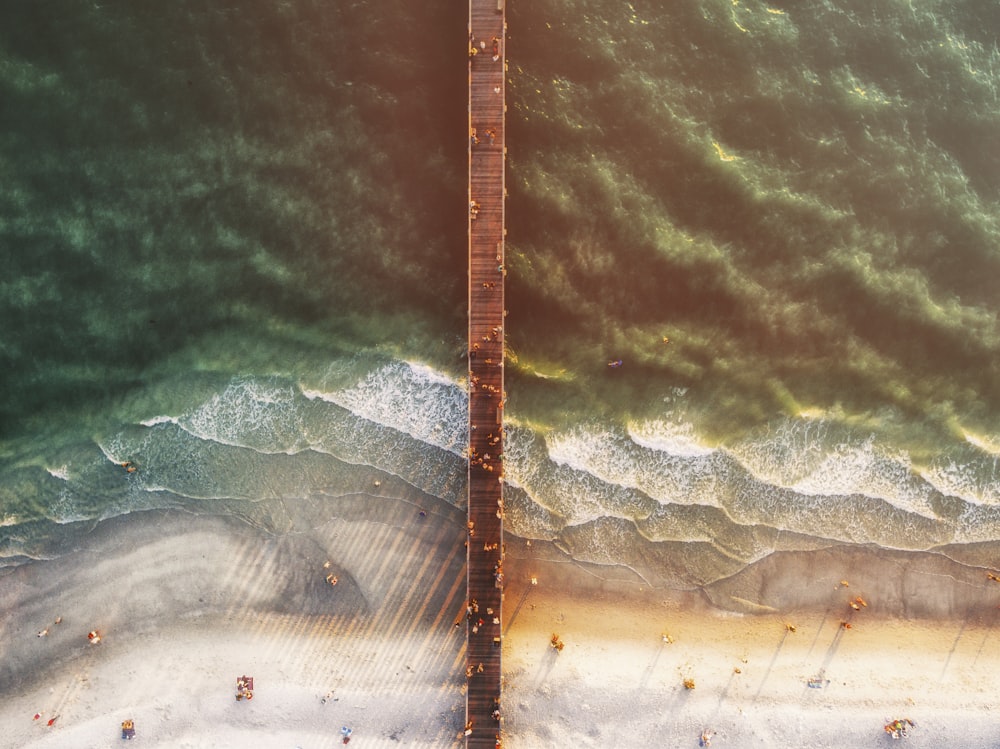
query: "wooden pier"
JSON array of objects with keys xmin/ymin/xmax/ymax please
[{"xmin": 465, "ymin": 0, "xmax": 506, "ymax": 746}]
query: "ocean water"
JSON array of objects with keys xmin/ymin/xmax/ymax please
[{"xmin": 2, "ymin": 1, "xmax": 999, "ymax": 594}]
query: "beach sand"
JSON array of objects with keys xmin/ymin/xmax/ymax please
[
  {"xmin": 4, "ymin": 506, "xmax": 1000, "ymax": 748},
  {"xmin": 1, "ymin": 497, "xmax": 469, "ymax": 749},
  {"xmin": 501, "ymin": 541, "xmax": 1000, "ymax": 748}
]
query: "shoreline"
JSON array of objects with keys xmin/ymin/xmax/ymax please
[
  {"xmin": 3, "ymin": 507, "xmax": 1000, "ymax": 747},
  {"xmin": 503, "ymin": 535, "xmax": 1000, "ymax": 621}
]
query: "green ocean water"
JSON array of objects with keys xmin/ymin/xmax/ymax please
[{"xmin": 2, "ymin": 0, "xmax": 999, "ymax": 589}]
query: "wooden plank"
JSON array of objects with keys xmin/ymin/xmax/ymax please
[{"xmin": 466, "ymin": 0, "xmax": 506, "ymax": 746}]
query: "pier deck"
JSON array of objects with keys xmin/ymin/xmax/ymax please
[{"xmin": 465, "ymin": 0, "xmax": 506, "ymax": 746}]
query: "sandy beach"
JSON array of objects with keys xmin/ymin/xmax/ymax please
[
  {"xmin": 501, "ymin": 541, "xmax": 1000, "ymax": 748},
  {"xmin": 4, "ymin": 505, "xmax": 1000, "ymax": 748},
  {"xmin": 1, "ymin": 496, "xmax": 470, "ymax": 749}
]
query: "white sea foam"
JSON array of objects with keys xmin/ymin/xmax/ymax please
[
  {"xmin": 627, "ymin": 418, "xmax": 716, "ymax": 458},
  {"xmin": 786, "ymin": 438, "xmax": 939, "ymax": 519},
  {"xmin": 545, "ymin": 424, "xmax": 723, "ymax": 510},
  {"xmin": 46, "ymin": 465, "xmax": 70, "ymax": 480},
  {"xmin": 728, "ymin": 417, "xmax": 939, "ymax": 519},
  {"xmin": 48, "ymin": 482, "xmax": 94, "ymax": 524},
  {"xmin": 727, "ymin": 417, "xmax": 833, "ymax": 488},
  {"xmin": 402, "ymin": 360, "xmax": 463, "ymax": 389},
  {"xmin": 509, "ymin": 412, "xmax": 959, "ymax": 556},
  {"xmin": 140, "ymin": 415, "xmax": 179, "ymax": 427},
  {"xmin": 80, "ymin": 360, "xmax": 990, "ymax": 576},
  {"xmin": 314, "ymin": 360, "xmax": 468, "ymax": 455},
  {"xmin": 88, "ymin": 362, "xmax": 473, "ymax": 510},
  {"xmin": 500, "ymin": 427, "xmax": 615, "ymax": 527},
  {"xmin": 963, "ymin": 431, "xmax": 1000, "ymax": 457},
  {"xmin": 177, "ymin": 377, "xmax": 309, "ymax": 454},
  {"xmin": 920, "ymin": 448, "xmax": 1000, "ymax": 507}
]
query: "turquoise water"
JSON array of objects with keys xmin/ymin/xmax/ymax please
[{"xmin": 2, "ymin": 1, "xmax": 999, "ymax": 589}]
